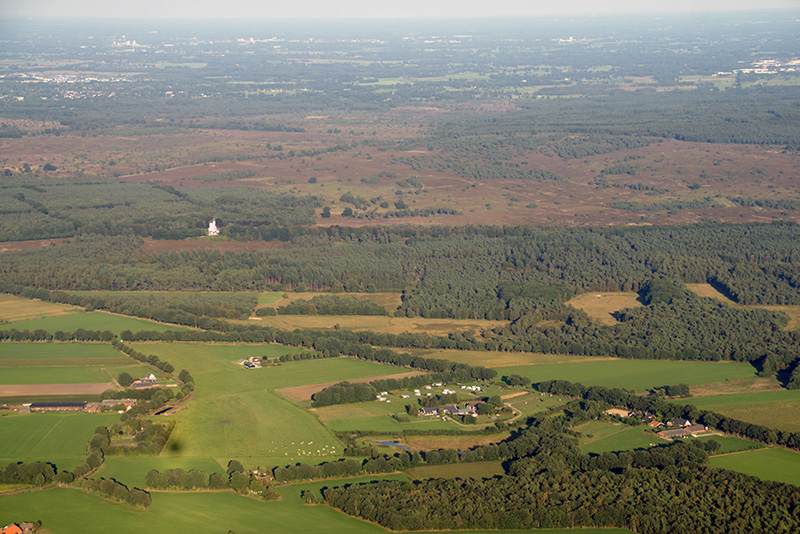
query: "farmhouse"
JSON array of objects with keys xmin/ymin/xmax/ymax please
[
  {"xmin": 657, "ymin": 424, "xmax": 708, "ymax": 439},
  {"xmin": 29, "ymin": 402, "xmax": 86, "ymax": 412},
  {"xmin": 667, "ymin": 418, "xmax": 692, "ymax": 427},
  {"xmin": 100, "ymin": 398, "xmax": 137, "ymax": 409},
  {"xmin": 418, "ymin": 404, "xmax": 477, "ymax": 417},
  {"xmin": 131, "ymin": 373, "xmax": 158, "ymax": 389}
]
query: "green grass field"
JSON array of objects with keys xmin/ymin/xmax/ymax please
[
  {"xmin": 676, "ymin": 390, "xmax": 800, "ymax": 433},
  {"xmin": 96, "ymin": 457, "xmax": 226, "ymax": 488},
  {"xmin": 505, "ymin": 393, "xmax": 569, "ymax": 417},
  {"xmin": 0, "ymin": 342, "xmax": 127, "ymax": 366},
  {"xmin": 0, "ymin": 485, "xmax": 633, "ymax": 534},
  {"xmin": 574, "ymin": 420, "xmax": 661, "ymax": 454},
  {"xmin": 499, "ymin": 359, "xmax": 756, "ymax": 392},
  {"xmin": 698, "ymin": 435, "xmax": 763, "ymax": 455},
  {"xmin": 405, "ymin": 461, "xmax": 505, "ymax": 480},
  {"xmin": 0, "ymin": 311, "xmax": 188, "ymax": 334},
  {"xmin": 130, "ymin": 343, "xmax": 411, "ymax": 463},
  {"xmin": 0, "ymin": 366, "xmax": 111, "ymax": 385},
  {"xmin": 708, "ymin": 448, "xmax": 800, "ymax": 486},
  {"xmin": 0, "ymin": 412, "xmax": 118, "ymax": 469}
]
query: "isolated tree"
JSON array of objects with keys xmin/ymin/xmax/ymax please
[{"xmin": 118, "ymin": 372, "xmax": 133, "ymax": 387}]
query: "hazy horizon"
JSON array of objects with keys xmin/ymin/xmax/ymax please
[{"xmin": 2, "ymin": 0, "xmax": 799, "ymax": 20}]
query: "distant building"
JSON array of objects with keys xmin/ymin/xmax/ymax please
[
  {"xmin": 29, "ymin": 402, "xmax": 86, "ymax": 412},
  {"xmin": 667, "ymin": 418, "xmax": 692, "ymax": 427},
  {"xmin": 131, "ymin": 373, "xmax": 158, "ymax": 389},
  {"xmin": 658, "ymin": 424, "xmax": 708, "ymax": 439},
  {"xmin": 100, "ymin": 399, "xmax": 137, "ymax": 408},
  {"xmin": 208, "ymin": 219, "xmax": 219, "ymax": 236}
]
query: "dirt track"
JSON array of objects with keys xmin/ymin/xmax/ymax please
[
  {"xmin": 0, "ymin": 383, "xmax": 114, "ymax": 396},
  {"xmin": 276, "ymin": 371, "xmax": 426, "ymax": 401}
]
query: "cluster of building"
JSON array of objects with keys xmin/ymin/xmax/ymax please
[
  {"xmin": 7, "ymin": 399, "xmax": 139, "ymax": 414},
  {"xmin": 657, "ymin": 418, "xmax": 709, "ymax": 439},
  {"xmin": 605, "ymin": 409, "xmax": 709, "ymax": 439},
  {"xmin": 131, "ymin": 373, "xmax": 159, "ymax": 389},
  {"xmin": 419, "ymin": 403, "xmax": 478, "ymax": 417},
  {"xmin": 236, "ymin": 356, "xmax": 263, "ymax": 369}
]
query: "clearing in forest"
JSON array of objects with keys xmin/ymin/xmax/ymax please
[
  {"xmin": 687, "ymin": 283, "xmax": 800, "ymax": 330},
  {"xmin": 566, "ymin": 292, "xmax": 642, "ymax": 326},
  {"xmin": 238, "ymin": 314, "xmax": 506, "ymax": 336}
]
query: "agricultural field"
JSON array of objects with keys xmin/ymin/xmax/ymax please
[
  {"xmin": 708, "ymin": 448, "xmax": 800, "ymax": 486},
  {"xmin": 130, "ymin": 343, "xmax": 420, "ymax": 463},
  {"xmin": 0, "ymin": 311, "xmax": 189, "ymax": 334},
  {"xmin": 0, "ymin": 342, "xmax": 127, "ymax": 365},
  {"xmin": 497, "ymin": 359, "xmax": 757, "ymax": 392},
  {"xmin": 0, "ymin": 294, "xmax": 82, "ymax": 324},
  {"xmin": 0, "ymin": 342, "xmax": 126, "ymax": 392},
  {"xmin": 0, "ymin": 412, "xmax": 118, "ymax": 470},
  {"xmin": 695, "ymin": 435, "xmax": 763, "ymax": 455},
  {"xmin": 675, "ymin": 389, "xmax": 800, "ymax": 433},
  {"xmin": 415, "ymin": 349, "xmax": 608, "ymax": 368},
  {"xmin": 565, "ymin": 292, "xmax": 642, "ymax": 326},
  {"xmin": 574, "ymin": 420, "xmax": 662, "ymax": 455},
  {"xmin": 2, "ymin": 478, "xmax": 632, "ymax": 534},
  {"xmin": 237, "ymin": 314, "xmax": 506, "ymax": 336}
]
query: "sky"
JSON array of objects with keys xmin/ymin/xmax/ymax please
[{"xmin": 2, "ymin": 0, "xmax": 798, "ymax": 19}]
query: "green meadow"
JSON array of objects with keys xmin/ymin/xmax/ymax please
[
  {"xmin": 130, "ymin": 343, "xmax": 413, "ymax": 463},
  {"xmin": 574, "ymin": 420, "xmax": 661, "ymax": 455},
  {"xmin": 0, "ymin": 412, "xmax": 118, "ymax": 470},
  {"xmin": 0, "ymin": 366, "xmax": 110, "ymax": 385},
  {"xmin": 97, "ymin": 457, "xmax": 226, "ymax": 488},
  {"xmin": 676, "ymin": 390, "xmax": 800, "ymax": 433},
  {"xmin": 0, "ymin": 342, "xmax": 126, "ymax": 365},
  {"xmin": 0, "ymin": 485, "xmax": 632, "ymax": 534},
  {"xmin": 0, "ymin": 311, "xmax": 188, "ymax": 334},
  {"xmin": 708, "ymin": 448, "xmax": 800, "ymax": 486},
  {"xmin": 498, "ymin": 359, "xmax": 756, "ymax": 392}
]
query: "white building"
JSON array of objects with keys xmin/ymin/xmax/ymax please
[{"xmin": 208, "ymin": 219, "xmax": 219, "ymax": 236}]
